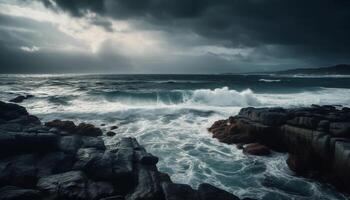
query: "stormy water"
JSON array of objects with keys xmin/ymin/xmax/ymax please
[{"xmin": 1, "ymin": 74, "xmax": 350, "ymax": 200}]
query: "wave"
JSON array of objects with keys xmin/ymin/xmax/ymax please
[
  {"xmin": 99, "ymin": 87, "xmax": 260, "ymax": 107},
  {"xmin": 259, "ymin": 79, "xmax": 281, "ymax": 83}
]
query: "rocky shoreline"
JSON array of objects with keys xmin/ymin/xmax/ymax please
[
  {"xmin": 0, "ymin": 101, "xmax": 241, "ymax": 200},
  {"xmin": 208, "ymin": 105, "xmax": 350, "ymax": 194}
]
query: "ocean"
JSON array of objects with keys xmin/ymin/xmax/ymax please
[{"xmin": 1, "ymin": 74, "xmax": 350, "ymax": 200}]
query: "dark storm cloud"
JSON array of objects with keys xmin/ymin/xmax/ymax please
[
  {"xmin": 1, "ymin": 0, "xmax": 350, "ymax": 73},
  {"xmin": 41, "ymin": 0, "xmax": 350, "ymax": 47}
]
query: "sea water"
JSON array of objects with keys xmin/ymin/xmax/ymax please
[{"xmin": 1, "ymin": 74, "xmax": 350, "ymax": 200}]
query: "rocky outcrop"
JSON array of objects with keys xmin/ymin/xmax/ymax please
[
  {"xmin": 0, "ymin": 101, "xmax": 241, "ymax": 200},
  {"xmin": 208, "ymin": 105, "xmax": 350, "ymax": 193},
  {"xmin": 9, "ymin": 95, "xmax": 34, "ymax": 103}
]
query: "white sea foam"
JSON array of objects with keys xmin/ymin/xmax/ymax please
[{"xmin": 259, "ymin": 79, "xmax": 281, "ymax": 82}]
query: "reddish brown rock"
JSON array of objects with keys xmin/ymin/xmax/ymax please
[{"xmin": 243, "ymin": 143, "xmax": 271, "ymax": 156}]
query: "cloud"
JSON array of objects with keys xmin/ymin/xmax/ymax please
[
  {"xmin": 20, "ymin": 45, "xmax": 39, "ymax": 52},
  {"xmin": 0, "ymin": 0, "xmax": 349, "ymax": 73}
]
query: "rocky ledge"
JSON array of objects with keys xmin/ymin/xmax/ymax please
[
  {"xmin": 0, "ymin": 101, "xmax": 241, "ymax": 200},
  {"xmin": 208, "ymin": 105, "xmax": 350, "ymax": 193}
]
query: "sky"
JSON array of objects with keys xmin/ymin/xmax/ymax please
[{"xmin": 0, "ymin": 0, "xmax": 349, "ymax": 74}]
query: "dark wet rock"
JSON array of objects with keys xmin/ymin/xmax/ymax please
[
  {"xmin": 329, "ymin": 122, "xmax": 350, "ymax": 137},
  {"xmin": 100, "ymin": 196, "xmax": 125, "ymax": 200},
  {"xmin": 127, "ymin": 166, "xmax": 163, "ymax": 200},
  {"xmin": 317, "ymin": 120, "xmax": 330, "ymax": 132},
  {"xmin": 198, "ymin": 183, "xmax": 240, "ymax": 200},
  {"xmin": 107, "ymin": 131, "xmax": 117, "ymax": 137},
  {"xmin": 287, "ymin": 116, "xmax": 320, "ymax": 129},
  {"xmin": 0, "ymin": 154, "xmax": 38, "ymax": 187},
  {"xmin": 0, "ymin": 101, "xmax": 28, "ymax": 121},
  {"xmin": 82, "ymin": 136, "xmax": 106, "ymax": 150},
  {"xmin": 0, "ymin": 186, "xmax": 42, "ymax": 200},
  {"xmin": 87, "ymin": 181, "xmax": 115, "ymax": 200},
  {"xmin": 9, "ymin": 95, "xmax": 34, "ymax": 104},
  {"xmin": 238, "ymin": 107, "xmax": 288, "ymax": 126},
  {"xmin": 110, "ymin": 126, "xmax": 118, "ymax": 130},
  {"xmin": 9, "ymin": 115, "xmax": 40, "ymax": 126},
  {"xmin": 134, "ymin": 145, "xmax": 159, "ymax": 165},
  {"xmin": 162, "ymin": 183, "xmax": 198, "ymax": 200},
  {"xmin": 58, "ymin": 135, "xmax": 83, "ymax": 154},
  {"xmin": 9, "ymin": 95, "xmax": 26, "ymax": 103},
  {"xmin": 0, "ymin": 132, "xmax": 58, "ymax": 156},
  {"xmin": 0, "ymin": 101, "xmax": 240, "ymax": 200},
  {"xmin": 76, "ymin": 123, "xmax": 103, "ymax": 137},
  {"xmin": 243, "ymin": 143, "xmax": 271, "ymax": 156},
  {"xmin": 36, "ymin": 152, "xmax": 75, "ymax": 177},
  {"xmin": 0, "ymin": 123, "xmax": 23, "ymax": 132},
  {"xmin": 45, "ymin": 120, "xmax": 76, "ymax": 133},
  {"xmin": 37, "ymin": 171, "xmax": 89, "ymax": 199},
  {"xmin": 209, "ymin": 105, "xmax": 350, "ymax": 193}
]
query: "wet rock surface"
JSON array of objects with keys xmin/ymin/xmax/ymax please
[
  {"xmin": 208, "ymin": 105, "xmax": 350, "ymax": 193},
  {"xmin": 0, "ymin": 101, "xmax": 240, "ymax": 200}
]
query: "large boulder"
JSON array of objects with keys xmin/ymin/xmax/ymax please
[
  {"xmin": 329, "ymin": 122, "xmax": 350, "ymax": 137},
  {"xmin": 243, "ymin": 143, "xmax": 271, "ymax": 156},
  {"xmin": 162, "ymin": 183, "xmax": 198, "ymax": 200},
  {"xmin": 0, "ymin": 186, "xmax": 42, "ymax": 200},
  {"xmin": 0, "ymin": 101, "xmax": 28, "ymax": 121},
  {"xmin": 126, "ymin": 166, "xmax": 163, "ymax": 200},
  {"xmin": 76, "ymin": 123, "xmax": 103, "ymax": 137},
  {"xmin": 37, "ymin": 170, "xmax": 89, "ymax": 200},
  {"xmin": 238, "ymin": 107, "xmax": 288, "ymax": 126},
  {"xmin": 45, "ymin": 120, "xmax": 76, "ymax": 133}
]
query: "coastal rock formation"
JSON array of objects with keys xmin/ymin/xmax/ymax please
[
  {"xmin": 208, "ymin": 105, "xmax": 350, "ymax": 193},
  {"xmin": 0, "ymin": 101, "xmax": 240, "ymax": 200},
  {"xmin": 9, "ymin": 95, "xmax": 34, "ymax": 103}
]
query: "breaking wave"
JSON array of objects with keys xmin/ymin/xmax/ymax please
[{"xmin": 100, "ymin": 87, "xmax": 260, "ymax": 107}]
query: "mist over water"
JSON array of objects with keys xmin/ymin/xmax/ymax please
[{"xmin": 1, "ymin": 74, "xmax": 350, "ymax": 200}]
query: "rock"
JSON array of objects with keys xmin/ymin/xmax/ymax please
[
  {"xmin": 236, "ymin": 143, "xmax": 244, "ymax": 149},
  {"xmin": 9, "ymin": 95, "xmax": 26, "ymax": 103},
  {"xmin": 36, "ymin": 152, "xmax": 75, "ymax": 177},
  {"xmin": 317, "ymin": 120, "xmax": 330, "ymax": 132},
  {"xmin": 0, "ymin": 132, "xmax": 58, "ymax": 155},
  {"xmin": 82, "ymin": 136, "xmax": 106, "ymax": 150},
  {"xmin": 87, "ymin": 181, "xmax": 115, "ymax": 200},
  {"xmin": 287, "ymin": 116, "xmax": 320, "ymax": 129},
  {"xmin": 37, "ymin": 171, "xmax": 89, "ymax": 200},
  {"xmin": 329, "ymin": 122, "xmax": 350, "ymax": 137},
  {"xmin": 76, "ymin": 123, "xmax": 103, "ymax": 137},
  {"xmin": 9, "ymin": 95, "xmax": 34, "ymax": 104},
  {"xmin": 100, "ymin": 196, "xmax": 125, "ymax": 200},
  {"xmin": 58, "ymin": 135, "xmax": 83, "ymax": 154},
  {"xmin": 0, "ymin": 154, "xmax": 38, "ymax": 187},
  {"xmin": 238, "ymin": 107, "xmax": 288, "ymax": 126},
  {"xmin": 0, "ymin": 123, "xmax": 23, "ymax": 132},
  {"xmin": 162, "ymin": 183, "xmax": 198, "ymax": 200},
  {"xmin": 127, "ymin": 166, "xmax": 163, "ymax": 200},
  {"xmin": 49, "ymin": 127, "xmax": 59, "ymax": 134},
  {"xmin": 333, "ymin": 141, "xmax": 350, "ymax": 187},
  {"xmin": 243, "ymin": 143, "xmax": 271, "ymax": 156},
  {"xmin": 197, "ymin": 183, "xmax": 240, "ymax": 200},
  {"xmin": 110, "ymin": 126, "xmax": 118, "ymax": 130},
  {"xmin": 45, "ymin": 120, "xmax": 76, "ymax": 133},
  {"xmin": 0, "ymin": 186, "xmax": 42, "ymax": 200},
  {"xmin": 134, "ymin": 146, "xmax": 159, "ymax": 165},
  {"xmin": 107, "ymin": 131, "xmax": 117, "ymax": 137},
  {"xmin": 0, "ymin": 101, "xmax": 28, "ymax": 121},
  {"xmin": 286, "ymin": 154, "xmax": 311, "ymax": 175},
  {"xmin": 9, "ymin": 115, "xmax": 40, "ymax": 126}
]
